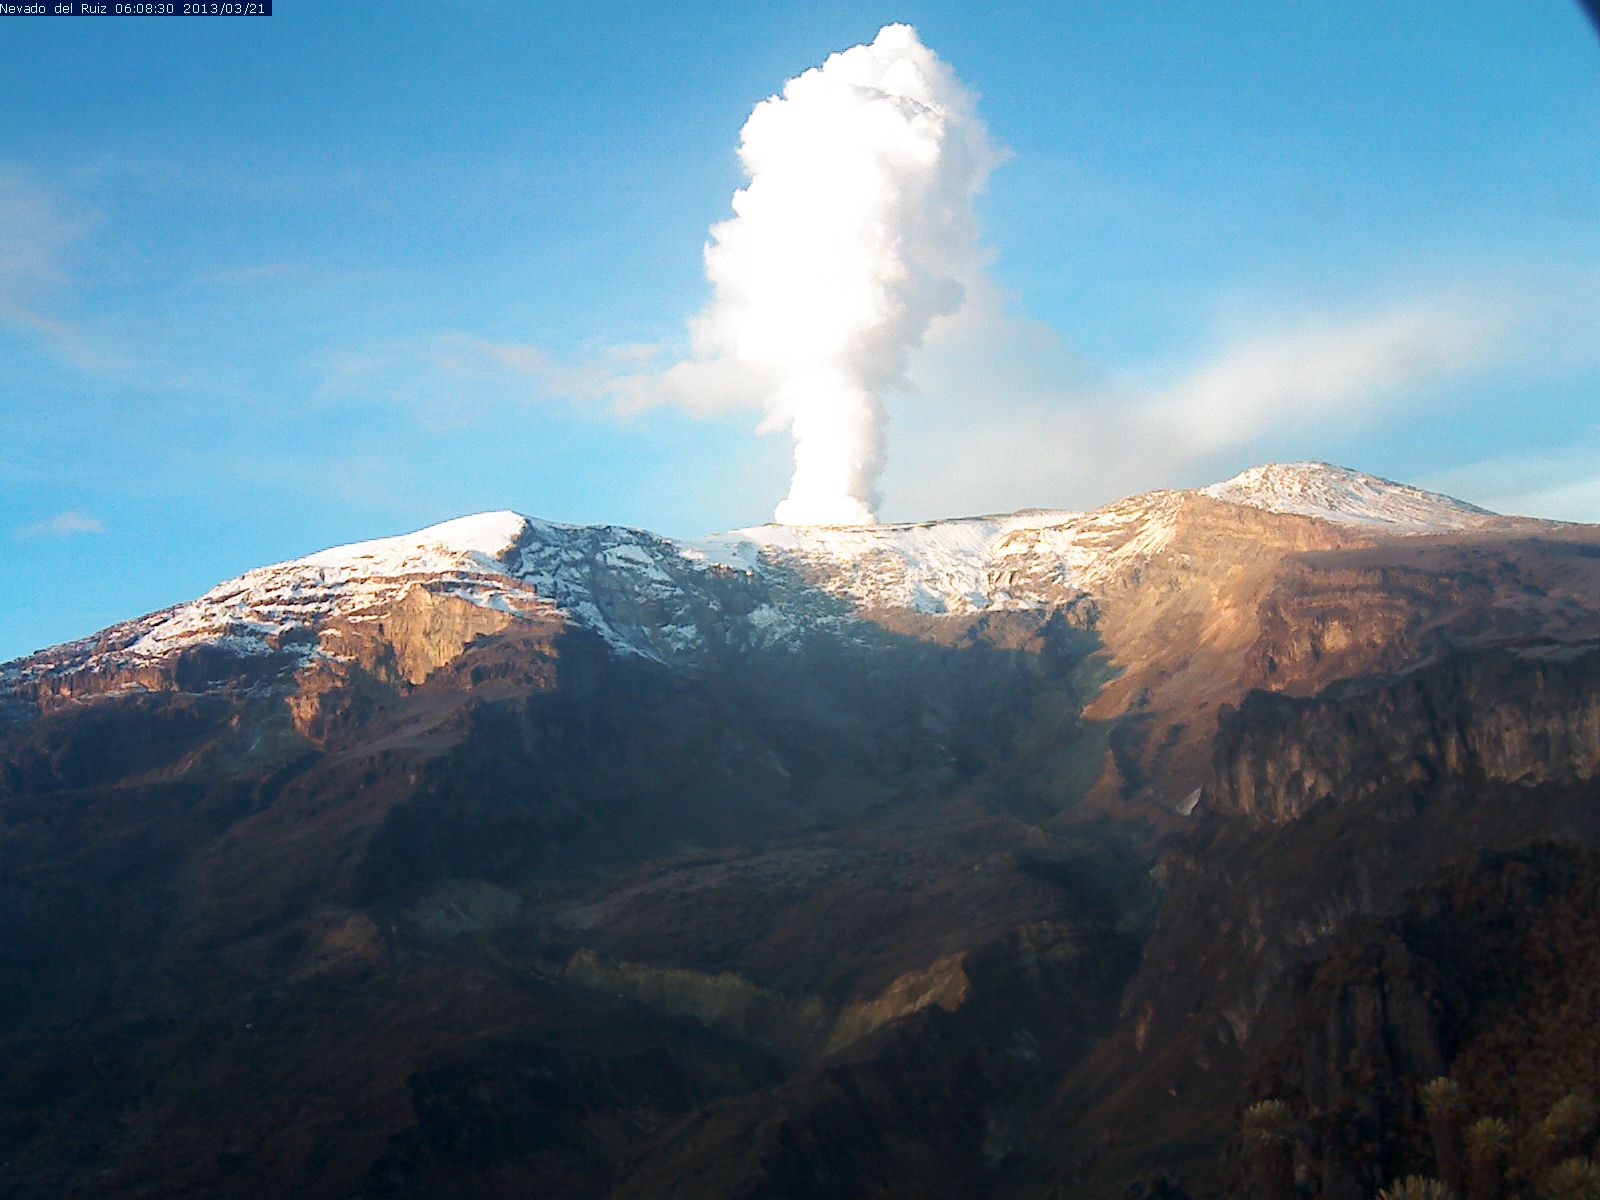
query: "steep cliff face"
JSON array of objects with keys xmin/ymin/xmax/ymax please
[
  {"xmin": 1037, "ymin": 630, "xmax": 1600, "ymax": 1199},
  {"xmin": 1070, "ymin": 520, "xmax": 1600, "ymax": 817},
  {"xmin": 1209, "ymin": 641, "xmax": 1600, "ymax": 823}
]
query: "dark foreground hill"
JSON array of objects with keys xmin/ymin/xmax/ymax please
[{"xmin": 3, "ymin": 463, "xmax": 1598, "ymax": 1199}]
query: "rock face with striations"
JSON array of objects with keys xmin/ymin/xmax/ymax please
[
  {"xmin": 1209, "ymin": 640, "xmax": 1600, "ymax": 823},
  {"xmin": 3, "ymin": 463, "xmax": 1600, "ymax": 1200}
]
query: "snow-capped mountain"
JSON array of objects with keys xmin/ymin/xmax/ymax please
[
  {"xmin": 1200, "ymin": 462, "xmax": 1498, "ymax": 531},
  {"xmin": 4, "ymin": 461, "xmax": 1599, "ymax": 1200},
  {"xmin": 1, "ymin": 464, "xmax": 1522, "ymax": 697}
]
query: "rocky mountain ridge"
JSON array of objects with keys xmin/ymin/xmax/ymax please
[{"xmin": 0, "ymin": 462, "xmax": 1531, "ymax": 699}]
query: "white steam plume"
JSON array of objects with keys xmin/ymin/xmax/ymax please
[{"xmin": 695, "ymin": 24, "xmax": 998, "ymax": 525}]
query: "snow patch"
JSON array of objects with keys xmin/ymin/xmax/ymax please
[{"xmin": 297, "ymin": 510, "xmax": 530, "ymax": 572}]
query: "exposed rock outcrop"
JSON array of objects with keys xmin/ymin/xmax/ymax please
[{"xmin": 1209, "ymin": 641, "xmax": 1600, "ymax": 824}]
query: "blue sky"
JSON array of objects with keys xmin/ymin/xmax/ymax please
[{"xmin": 3, "ymin": 1, "xmax": 1598, "ymax": 661}]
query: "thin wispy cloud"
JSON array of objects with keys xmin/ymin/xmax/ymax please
[
  {"xmin": 1425, "ymin": 439, "xmax": 1600, "ymax": 524},
  {"xmin": 0, "ymin": 166, "xmax": 209, "ymax": 387},
  {"xmin": 17, "ymin": 511, "xmax": 107, "ymax": 539},
  {"xmin": 1144, "ymin": 298, "xmax": 1512, "ymax": 452},
  {"xmin": 881, "ymin": 280, "xmax": 1567, "ymax": 517},
  {"xmin": 434, "ymin": 239, "xmax": 1570, "ymax": 523},
  {"xmin": 320, "ymin": 270, "xmax": 1583, "ymax": 525},
  {"xmin": 0, "ymin": 168, "xmax": 93, "ymax": 343}
]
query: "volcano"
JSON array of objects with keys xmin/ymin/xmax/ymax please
[{"xmin": 4, "ymin": 463, "xmax": 1599, "ymax": 1200}]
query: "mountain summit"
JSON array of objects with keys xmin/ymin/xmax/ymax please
[{"xmin": 1199, "ymin": 461, "xmax": 1496, "ymax": 529}]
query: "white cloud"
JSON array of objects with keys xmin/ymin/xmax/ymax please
[
  {"xmin": 1143, "ymin": 297, "xmax": 1512, "ymax": 452},
  {"xmin": 389, "ymin": 333, "xmax": 771, "ymax": 423},
  {"xmin": 878, "ymin": 284, "xmax": 1530, "ymax": 517},
  {"xmin": 18, "ymin": 511, "xmax": 106, "ymax": 539},
  {"xmin": 348, "ymin": 278, "xmax": 1566, "ymax": 524}
]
